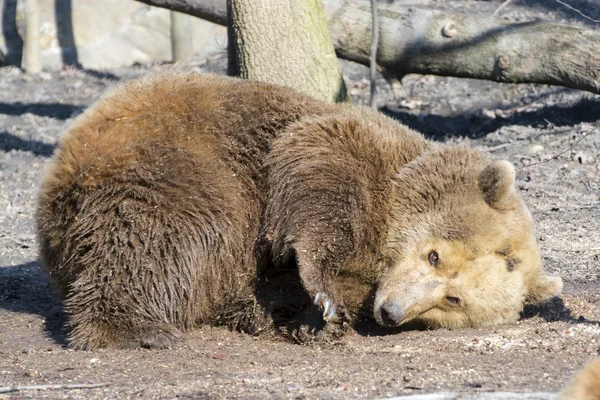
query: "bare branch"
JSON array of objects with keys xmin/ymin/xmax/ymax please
[
  {"xmin": 0, "ymin": 383, "xmax": 109, "ymax": 394},
  {"xmin": 554, "ymin": 0, "xmax": 600, "ymax": 23}
]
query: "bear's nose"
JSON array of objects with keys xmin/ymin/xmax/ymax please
[{"xmin": 379, "ymin": 302, "xmax": 404, "ymax": 326}]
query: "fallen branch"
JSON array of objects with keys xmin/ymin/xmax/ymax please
[
  {"xmin": 133, "ymin": 0, "xmax": 600, "ymax": 95},
  {"xmin": 135, "ymin": 0, "xmax": 226, "ymax": 25},
  {"xmin": 0, "ymin": 383, "xmax": 109, "ymax": 394}
]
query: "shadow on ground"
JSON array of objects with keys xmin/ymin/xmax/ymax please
[
  {"xmin": 0, "ymin": 131, "xmax": 56, "ymax": 157},
  {"xmin": 0, "ymin": 261, "xmax": 67, "ymax": 345},
  {"xmin": 384, "ymin": 95, "xmax": 600, "ymax": 140}
]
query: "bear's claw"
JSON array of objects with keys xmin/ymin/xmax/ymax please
[{"xmin": 314, "ymin": 292, "xmax": 336, "ymax": 321}]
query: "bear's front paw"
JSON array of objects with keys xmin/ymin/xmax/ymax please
[{"xmin": 294, "ymin": 294, "xmax": 352, "ymax": 344}]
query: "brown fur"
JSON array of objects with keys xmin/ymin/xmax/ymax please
[
  {"xmin": 37, "ymin": 72, "xmax": 561, "ymax": 349},
  {"xmin": 559, "ymin": 357, "xmax": 600, "ymax": 400},
  {"xmin": 373, "ymin": 152, "xmax": 562, "ymax": 328}
]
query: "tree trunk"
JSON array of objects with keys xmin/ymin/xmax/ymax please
[
  {"xmin": 227, "ymin": 0, "xmax": 348, "ymax": 103},
  {"xmin": 22, "ymin": 0, "xmax": 42, "ymax": 73},
  {"xmin": 134, "ymin": 0, "xmax": 600, "ymax": 95},
  {"xmin": 170, "ymin": 11, "xmax": 194, "ymax": 62}
]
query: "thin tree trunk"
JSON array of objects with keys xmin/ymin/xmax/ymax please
[
  {"xmin": 227, "ymin": 0, "xmax": 348, "ymax": 103},
  {"xmin": 22, "ymin": 0, "xmax": 42, "ymax": 73},
  {"xmin": 134, "ymin": 0, "xmax": 600, "ymax": 95},
  {"xmin": 170, "ymin": 11, "xmax": 194, "ymax": 62}
]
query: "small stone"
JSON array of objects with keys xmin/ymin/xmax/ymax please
[{"xmin": 529, "ymin": 144, "xmax": 544, "ymax": 155}]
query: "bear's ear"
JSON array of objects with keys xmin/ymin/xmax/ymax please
[
  {"xmin": 478, "ymin": 160, "xmax": 516, "ymax": 208},
  {"xmin": 525, "ymin": 275, "xmax": 563, "ymax": 304}
]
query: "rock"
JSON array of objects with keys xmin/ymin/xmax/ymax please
[{"xmin": 529, "ymin": 144, "xmax": 545, "ymax": 155}]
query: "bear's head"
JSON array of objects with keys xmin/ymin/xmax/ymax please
[{"xmin": 374, "ymin": 146, "xmax": 562, "ymax": 328}]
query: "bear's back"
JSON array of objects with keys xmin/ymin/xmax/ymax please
[{"xmin": 43, "ymin": 73, "xmax": 332, "ymax": 197}]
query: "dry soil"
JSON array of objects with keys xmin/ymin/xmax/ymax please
[{"xmin": 1, "ymin": 1, "xmax": 600, "ymax": 399}]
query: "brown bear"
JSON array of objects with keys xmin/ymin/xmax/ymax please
[
  {"xmin": 559, "ymin": 357, "xmax": 600, "ymax": 400},
  {"xmin": 36, "ymin": 72, "xmax": 562, "ymax": 350}
]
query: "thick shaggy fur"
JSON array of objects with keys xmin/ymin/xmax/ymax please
[
  {"xmin": 559, "ymin": 357, "xmax": 600, "ymax": 400},
  {"xmin": 37, "ymin": 73, "xmax": 562, "ymax": 349}
]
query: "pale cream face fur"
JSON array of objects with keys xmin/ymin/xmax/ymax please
[
  {"xmin": 558, "ymin": 356, "xmax": 600, "ymax": 400},
  {"xmin": 374, "ymin": 159, "xmax": 563, "ymax": 329}
]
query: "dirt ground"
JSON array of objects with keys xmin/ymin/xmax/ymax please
[{"xmin": 1, "ymin": 1, "xmax": 600, "ymax": 399}]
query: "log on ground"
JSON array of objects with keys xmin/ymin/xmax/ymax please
[{"xmin": 134, "ymin": 0, "xmax": 600, "ymax": 94}]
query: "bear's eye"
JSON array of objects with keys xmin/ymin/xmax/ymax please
[
  {"xmin": 446, "ymin": 296, "xmax": 461, "ymax": 306},
  {"xmin": 428, "ymin": 251, "xmax": 439, "ymax": 267}
]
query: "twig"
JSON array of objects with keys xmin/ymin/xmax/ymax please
[
  {"xmin": 0, "ymin": 383, "xmax": 109, "ymax": 394},
  {"xmin": 492, "ymin": 0, "xmax": 514, "ymax": 17},
  {"xmin": 369, "ymin": 0, "xmax": 379, "ymax": 109},
  {"xmin": 555, "ymin": 0, "xmax": 600, "ymax": 23},
  {"xmin": 517, "ymin": 125, "xmax": 599, "ymax": 170},
  {"xmin": 477, "ymin": 143, "xmax": 513, "ymax": 153}
]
